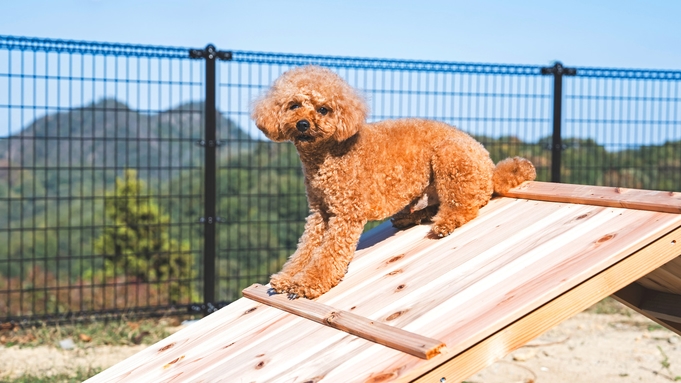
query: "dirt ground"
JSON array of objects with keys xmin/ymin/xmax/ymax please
[
  {"xmin": 469, "ymin": 312, "xmax": 681, "ymax": 383},
  {"xmin": 0, "ymin": 311, "xmax": 679, "ymax": 382}
]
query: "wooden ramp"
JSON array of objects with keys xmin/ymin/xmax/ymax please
[{"xmin": 86, "ymin": 182, "xmax": 681, "ymax": 383}]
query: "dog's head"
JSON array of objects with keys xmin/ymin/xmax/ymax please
[{"xmin": 251, "ymin": 66, "xmax": 368, "ymax": 147}]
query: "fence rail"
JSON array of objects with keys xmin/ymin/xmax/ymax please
[{"xmin": 1, "ymin": 35, "xmax": 680, "ymax": 325}]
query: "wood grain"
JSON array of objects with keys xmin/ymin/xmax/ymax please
[
  {"xmin": 636, "ymin": 256, "xmax": 681, "ymax": 294},
  {"xmin": 501, "ymin": 181, "xmax": 681, "ymax": 213},
  {"xmin": 413, "ymin": 225, "xmax": 681, "ymax": 382},
  {"xmin": 242, "ymin": 283, "xmax": 447, "ymax": 360},
  {"xmin": 320, "ymin": 207, "xmax": 681, "ymax": 382},
  {"xmin": 204, "ymin": 198, "xmax": 555, "ymax": 381},
  {"xmin": 612, "ymin": 281, "xmax": 681, "ymax": 326},
  {"xmin": 84, "ymin": 197, "xmax": 681, "ymax": 383}
]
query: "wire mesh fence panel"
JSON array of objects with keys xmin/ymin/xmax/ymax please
[
  {"xmin": 564, "ymin": 68, "xmax": 681, "ymax": 190},
  {"xmin": 215, "ymin": 53, "xmax": 553, "ymax": 303},
  {"xmin": 2, "ymin": 35, "xmax": 681, "ymax": 323},
  {"xmin": 0, "ymin": 36, "xmax": 205, "ymax": 323}
]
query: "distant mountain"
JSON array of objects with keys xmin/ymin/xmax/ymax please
[{"xmin": 0, "ymin": 98, "xmax": 253, "ymax": 173}]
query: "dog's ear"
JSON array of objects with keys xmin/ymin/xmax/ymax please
[
  {"xmin": 332, "ymin": 88, "xmax": 368, "ymax": 142},
  {"xmin": 251, "ymin": 92, "xmax": 286, "ymax": 142}
]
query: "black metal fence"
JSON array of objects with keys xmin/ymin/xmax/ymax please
[
  {"xmin": 1, "ymin": 35, "xmax": 680, "ymax": 324},
  {"xmin": 0, "ymin": 36, "xmax": 206, "ymax": 323}
]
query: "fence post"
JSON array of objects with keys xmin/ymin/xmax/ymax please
[
  {"xmin": 189, "ymin": 45, "xmax": 232, "ymax": 313},
  {"xmin": 541, "ymin": 62, "xmax": 576, "ymax": 183}
]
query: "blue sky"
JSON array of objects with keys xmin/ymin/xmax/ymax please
[
  {"xmin": 1, "ymin": 0, "xmax": 681, "ymax": 69},
  {"xmin": 1, "ymin": 0, "xmax": 680, "ymax": 143}
]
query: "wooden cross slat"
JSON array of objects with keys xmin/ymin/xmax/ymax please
[{"xmin": 242, "ymin": 283, "xmax": 447, "ymax": 360}]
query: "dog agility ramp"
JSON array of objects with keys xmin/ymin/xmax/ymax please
[{"xmin": 86, "ymin": 182, "xmax": 681, "ymax": 383}]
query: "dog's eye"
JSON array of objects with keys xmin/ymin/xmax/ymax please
[
  {"xmin": 317, "ymin": 107, "xmax": 329, "ymax": 115},
  {"xmin": 289, "ymin": 104, "xmax": 300, "ymax": 110}
]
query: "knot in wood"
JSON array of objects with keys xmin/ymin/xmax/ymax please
[
  {"xmin": 325, "ymin": 311, "xmax": 339, "ymax": 324},
  {"xmin": 386, "ymin": 310, "xmax": 407, "ymax": 321},
  {"xmin": 597, "ymin": 233, "xmax": 616, "ymax": 244},
  {"xmin": 364, "ymin": 372, "xmax": 398, "ymax": 383},
  {"xmin": 386, "ymin": 254, "xmax": 404, "ymax": 264}
]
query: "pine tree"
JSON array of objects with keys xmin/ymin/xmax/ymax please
[{"xmin": 94, "ymin": 169, "xmax": 196, "ymax": 303}]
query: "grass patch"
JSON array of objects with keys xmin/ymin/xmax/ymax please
[
  {"xmin": 0, "ymin": 317, "xmax": 194, "ymax": 382},
  {"xmin": 0, "ymin": 316, "xmax": 191, "ymax": 349},
  {"xmin": 0, "ymin": 367, "xmax": 101, "ymax": 383}
]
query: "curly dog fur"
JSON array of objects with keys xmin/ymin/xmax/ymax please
[{"xmin": 252, "ymin": 66, "xmax": 536, "ymax": 299}]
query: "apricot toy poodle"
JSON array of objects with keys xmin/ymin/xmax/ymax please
[{"xmin": 251, "ymin": 65, "xmax": 536, "ymax": 299}]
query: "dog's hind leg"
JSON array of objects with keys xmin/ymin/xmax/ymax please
[{"xmin": 429, "ymin": 141, "xmax": 494, "ymax": 238}]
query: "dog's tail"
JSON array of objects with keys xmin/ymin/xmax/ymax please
[{"xmin": 492, "ymin": 157, "xmax": 537, "ymax": 195}]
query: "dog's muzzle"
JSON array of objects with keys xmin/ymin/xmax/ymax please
[{"xmin": 296, "ymin": 120, "xmax": 310, "ymax": 132}]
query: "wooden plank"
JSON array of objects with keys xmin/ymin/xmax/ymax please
[
  {"xmin": 84, "ymin": 200, "xmax": 681, "ymax": 383},
  {"xmin": 613, "ymin": 283, "xmax": 681, "ymax": 335},
  {"xmin": 175, "ymin": 203, "xmax": 518, "ymax": 380},
  {"xmin": 641, "ymin": 290, "xmax": 681, "ymax": 324},
  {"xmin": 254, "ymin": 205, "xmax": 678, "ymax": 382},
  {"xmin": 321, "ymin": 207, "xmax": 681, "ymax": 381},
  {"xmin": 614, "ymin": 283, "xmax": 681, "ymax": 324},
  {"xmin": 638, "ymin": 268, "xmax": 681, "ymax": 295},
  {"xmin": 242, "ymin": 283, "xmax": 447, "ymax": 360},
  {"xmin": 81, "ymin": 297, "xmax": 296, "ymax": 383},
  {"xmin": 213, "ymin": 199, "xmax": 571, "ymax": 381},
  {"xmin": 636, "ymin": 256, "xmax": 681, "ymax": 294},
  {"xmin": 636, "ymin": 276, "xmax": 678, "ymax": 294},
  {"xmin": 501, "ymin": 181, "xmax": 681, "ymax": 213},
  {"xmin": 412, "ymin": 224, "xmax": 681, "ymax": 382},
  {"xmin": 647, "ymin": 314, "xmax": 681, "ymax": 335}
]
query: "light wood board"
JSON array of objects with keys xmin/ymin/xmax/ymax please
[
  {"xmin": 85, "ymin": 196, "xmax": 681, "ymax": 383},
  {"xmin": 636, "ymin": 256, "xmax": 681, "ymax": 294},
  {"xmin": 613, "ymin": 282, "xmax": 681, "ymax": 334},
  {"xmin": 414, "ymin": 225, "xmax": 681, "ymax": 382},
  {"xmin": 501, "ymin": 181, "xmax": 681, "ymax": 213},
  {"xmin": 242, "ymin": 283, "xmax": 446, "ymax": 360}
]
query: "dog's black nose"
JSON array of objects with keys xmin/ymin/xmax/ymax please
[{"xmin": 296, "ymin": 120, "xmax": 310, "ymax": 132}]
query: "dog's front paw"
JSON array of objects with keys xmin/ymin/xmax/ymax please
[
  {"xmin": 285, "ymin": 280, "xmax": 325, "ymax": 300},
  {"xmin": 268, "ymin": 274, "xmax": 321, "ymax": 299},
  {"xmin": 269, "ymin": 272, "xmax": 294, "ymax": 294}
]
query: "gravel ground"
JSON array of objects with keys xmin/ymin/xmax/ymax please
[{"xmin": 1, "ymin": 312, "xmax": 679, "ymax": 382}]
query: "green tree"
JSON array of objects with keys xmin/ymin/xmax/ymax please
[{"xmin": 93, "ymin": 169, "xmax": 197, "ymax": 303}]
